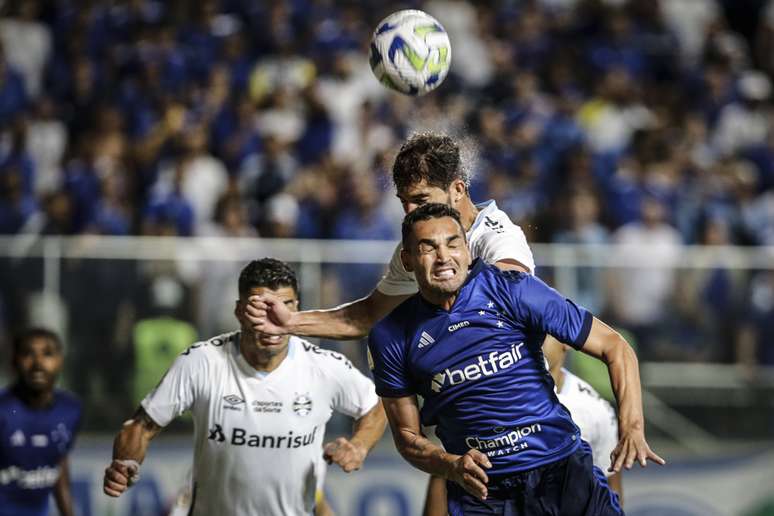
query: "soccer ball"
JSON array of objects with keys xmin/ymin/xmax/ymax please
[{"xmin": 369, "ymin": 9, "xmax": 451, "ymax": 96}]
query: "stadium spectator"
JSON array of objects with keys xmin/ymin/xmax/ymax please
[
  {"xmin": 608, "ymin": 194, "xmax": 682, "ymax": 358},
  {"xmin": 0, "ymin": 328, "xmax": 81, "ymax": 516}
]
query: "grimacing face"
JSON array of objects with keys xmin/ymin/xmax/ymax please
[
  {"xmin": 236, "ymin": 285, "xmax": 299, "ymax": 356},
  {"xmin": 14, "ymin": 336, "xmax": 63, "ymax": 393},
  {"xmin": 401, "ymin": 216, "xmax": 471, "ymax": 299},
  {"xmin": 396, "ymin": 178, "xmax": 465, "ymax": 214}
]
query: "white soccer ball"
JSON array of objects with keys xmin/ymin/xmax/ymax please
[{"xmin": 369, "ymin": 9, "xmax": 452, "ymax": 96}]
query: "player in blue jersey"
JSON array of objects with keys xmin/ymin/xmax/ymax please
[
  {"xmin": 369, "ymin": 204, "xmax": 664, "ymax": 515},
  {"xmin": 0, "ymin": 328, "xmax": 82, "ymax": 516}
]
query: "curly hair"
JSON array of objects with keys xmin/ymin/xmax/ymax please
[{"xmin": 392, "ymin": 132, "xmax": 467, "ymax": 192}]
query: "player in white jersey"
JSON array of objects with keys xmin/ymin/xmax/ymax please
[
  {"xmin": 245, "ymin": 132, "xmax": 535, "ymax": 340},
  {"xmin": 103, "ymin": 258, "xmax": 386, "ymax": 516}
]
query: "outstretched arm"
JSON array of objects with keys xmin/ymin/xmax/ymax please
[
  {"xmin": 580, "ymin": 318, "xmax": 666, "ymax": 472},
  {"xmin": 382, "ymin": 396, "xmax": 492, "ymax": 501},
  {"xmin": 103, "ymin": 407, "xmax": 163, "ymax": 497},
  {"xmin": 324, "ymin": 400, "xmax": 387, "ymax": 472},
  {"xmin": 247, "ymin": 289, "xmax": 410, "ymax": 340}
]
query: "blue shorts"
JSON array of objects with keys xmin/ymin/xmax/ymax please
[{"xmin": 447, "ymin": 441, "xmax": 623, "ymax": 516}]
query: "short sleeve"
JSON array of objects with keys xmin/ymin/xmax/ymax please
[
  {"xmin": 367, "ymin": 323, "xmax": 414, "ymax": 398},
  {"xmin": 375, "ymin": 243, "xmax": 419, "ymax": 296},
  {"xmin": 325, "ymin": 352, "xmax": 379, "ymax": 418},
  {"xmin": 475, "ymin": 217, "xmax": 535, "ymax": 274},
  {"xmin": 508, "ymin": 273, "xmax": 593, "ymax": 349},
  {"xmin": 592, "ymin": 400, "xmax": 619, "ymax": 477},
  {"xmin": 141, "ymin": 351, "xmax": 202, "ymax": 427}
]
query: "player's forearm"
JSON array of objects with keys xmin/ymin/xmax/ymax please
[
  {"xmin": 53, "ymin": 460, "xmax": 75, "ymax": 516},
  {"xmin": 351, "ymin": 400, "xmax": 387, "ymax": 453},
  {"xmin": 604, "ymin": 337, "xmax": 645, "ymax": 432},
  {"xmin": 393, "ymin": 427, "xmax": 458, "ymax": 479},
  {"xmin": 112, "ymin": 422, "xmax": 154, "ymax": 463},
  {"xmin": 288, "ymin": 297, "xmax": 377, "ymax": 340}
]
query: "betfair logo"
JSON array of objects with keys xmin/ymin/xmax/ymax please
[{"xmin": 430, "ymin": 342, "xmax": 525, "ymax": 392}]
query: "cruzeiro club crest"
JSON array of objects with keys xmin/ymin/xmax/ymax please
[{"xmin": 292, "ymin": 393, "xmax": 313, "ymax": 416}]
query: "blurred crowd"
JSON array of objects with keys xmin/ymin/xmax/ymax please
[{"xmin": 1, "ymin": 0, "xmax": 774, "ymax": 425}]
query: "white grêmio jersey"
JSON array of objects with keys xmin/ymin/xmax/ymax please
[
  {"xmin": 557, "ymin": 368, "xmax": 619, "ymax": 476},
  {"xmin": 376, "ymin": 200, "xmax": 535, "ymax": 296},
  {"xmin": 141, "ymin": 332, "xmax": 379, "ymax": 516}
]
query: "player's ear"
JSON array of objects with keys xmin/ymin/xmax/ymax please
[
  {"xmin": 451, "ymin": 179, "xmax": 466, "ymax": 203},
  {"xmin": 400, "ymin": 248, "xmax": 414, "ymax": 272}
]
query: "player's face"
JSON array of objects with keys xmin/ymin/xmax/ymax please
[
  {"xmin": 238, "ymin": 286, "xmax": 299, "ymax": 354},
  {"xmin": 14, "ymin": 336, "xmax": 63, "ymax": 393},
  {"xmin": 397, "ymin": 179, "xmax": 457, "ymax": 214},
  {"xmin": 402, "ymin": 216, "xmax": 471, "ymax": 298}
]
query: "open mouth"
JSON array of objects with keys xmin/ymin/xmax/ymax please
[
  {"xmin": 258, "ymin": 334, "xmax": 283, "ymax": 346},
  {"xmin": 432, "ymin": 267, "xmax": 456, "ymax": 280},
  {"xmin": 28, "ymin": 371, "xmax": 48, "ymax": 383}
]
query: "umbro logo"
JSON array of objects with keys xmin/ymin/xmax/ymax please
[
  {"xmin": 418, "ymin": 331, "xmax": 435, "ymax": 349},
  {"xmin": 223, "ymin": 394, "xmax": 245, "ymax": 411}
]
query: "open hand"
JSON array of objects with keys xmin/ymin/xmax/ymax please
[{"xmin": 609, "ymin": 429, "xmax": 666, "ymax": 473}]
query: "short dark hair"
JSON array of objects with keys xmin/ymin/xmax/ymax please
[
  {"xmin": 401, "ymin": 203, "xmax": 465, "ymax": 248},
  {"xmin": 238, "ymin": 258, "xmax": 298, "ymax": 298},
  {"xmin": 392, "ymin": 132, "xmax": 467, "ymax": 192},
  {"xmin": 13, "ymin": 328, "xmax": 63, "ymax": 356}
]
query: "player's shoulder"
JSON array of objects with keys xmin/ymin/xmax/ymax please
[
  {"xmin": 178, "ymin": 331, "xmax": 238, "ymax": 361},
  {"xmin": 476, "ymin": 260, "xmax": 531, "ymax": 288},
  {"xmin": 472, "ymin": 201, "xmax": 523, "ymax": 237},
  {"xmin": 52, "ymin": 389, "xmax": 82, "ymax": 413},
  {"xmin": 0, "ymin": 387, "xmax": 16, "ymax": 409},
  {"xmin": 293, "ymin": 337, "xmax": 358, "ymax": 373},
  {"xmin": 371, "ymin": 295, "xmax": 421, "ymax": 342}
]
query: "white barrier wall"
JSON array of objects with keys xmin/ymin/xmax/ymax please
[{"xmin": 59, "ymin": 439, "xmax": 774, "ymax": 516}]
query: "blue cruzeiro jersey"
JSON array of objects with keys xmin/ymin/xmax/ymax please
[
  {"xmin": 368, "ymin": 260, "xmax": 593, "ymax": 475},
  {"xmin": 0, "ymin": 388, "xmax": 81, "ymax": 516}
]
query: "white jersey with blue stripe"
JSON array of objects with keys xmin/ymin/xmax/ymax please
[
  {"xmin": 376, "ymin": 200, "xmax": 535, "ymax": 296},
  {"xmin": 368, "ymin": 261, "xmax": 593, "ymax": 475}
]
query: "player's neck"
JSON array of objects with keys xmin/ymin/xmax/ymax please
[
  {"xmin": 421, "ymin": 290, "xmax": 458, "ymax": 311},
  {"xmin": 457, "ymin": 197, "xmax": 478, "ymax": 232},
  {"xmin": 13, "ymin": 382, "xmax": 54, "ymax": 409}
]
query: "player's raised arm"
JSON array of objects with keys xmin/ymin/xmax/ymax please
[
  {"xmin": 246, "ymin": 288, "xmax": 409, "ymax": 340},
  {"xmin": 103, "ymin": 407, "xmax": 163, "ymax": 497},
  {"xmin": 578, "ymin": 317, "xmax": 666, "ymax": 472},
  {"xmin": 382, "ymin": 395, "xmax": 492, "ymax": 501}
]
